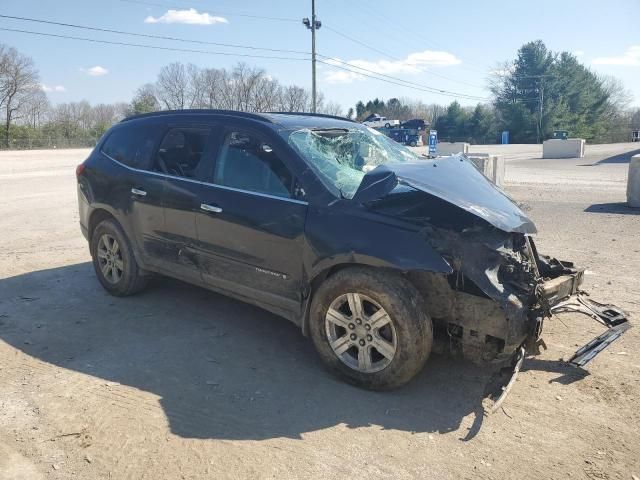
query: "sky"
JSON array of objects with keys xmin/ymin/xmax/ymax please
[{"xmin": 1, "ymin": 0, "xmax": 639, "ymax": 111}]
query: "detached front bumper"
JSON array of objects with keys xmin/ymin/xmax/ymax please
[{"xmin": 537, "ymin": 268, "xmax": 630, "ymax": 367}]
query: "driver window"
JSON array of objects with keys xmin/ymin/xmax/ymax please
[
  {"xmin": 213, "ymin": 131, "xmax": 293, "ymax": 198},
  {"xmin": 155, "ymin": 127, "xmax": 210, "ymax": 178}
]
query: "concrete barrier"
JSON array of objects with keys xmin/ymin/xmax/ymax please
[
  {"xmin": 628, "ymin": 154, "xmax": 640, "ymax": 208},
  {"xmin": 437, "ymin": 142, "xmax": 469, "ymax": 156},
  {"xmin": 467, "ymin": 154, "xmax": 505, "ymax": 187},
  {"xmin": 542, "ymin": 138, "xmax": 585, "ymax": 159}
]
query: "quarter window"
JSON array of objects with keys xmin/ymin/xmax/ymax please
[
  {"xmin": 101, "ymin": 125, "xmax": 160, "ymax": 170},
  {"xmin": 213, "ymin": 131, "xmax": 293, "ymax": 198}
]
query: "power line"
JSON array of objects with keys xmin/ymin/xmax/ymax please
[
  {"xmin": 321, "ymin": 27, "xmax": 485, "ymax": 90},
  {"xmin": 317, "ymin": 59, "xmax": 488, "ymax": 101},
  {"xmin": 316, "ymin": 55, "xmax": 488, "ymax": 100},
  {"xmin": 323, "ymin": 25, "xmax": 397, "ymax": 61},
  {"xmin": 0, "ymin": 22, "xmax": 488, "ymax": 101},
  {"xmin": 0, "ymin": 14, "xmax": 486, "ymax": 101},
  {"xmin": 0, "ymin": 27, "xmax": 310, "ymax": 61},
  {"xmin": 353, "ymin": 1, "xmax": 492, "ymax": 73},
  {"xmin": 0, "ymin": 14, "xmax": 310, "ymax": 55},
  {"xmin": 117, "ymin": 0, "xmax": 300, "ymax": 23},
  {"xmin": 324, "ymin": 0, "xmax": 490, "ymax": 75}
]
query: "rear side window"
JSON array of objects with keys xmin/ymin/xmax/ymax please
[
  {"xmin": 155, "ymin": 127, "xmax": 211, "ymax": 179},
  {"xmin": 101, "ymin": 124, "xmax": 160, "ymax": 170}
]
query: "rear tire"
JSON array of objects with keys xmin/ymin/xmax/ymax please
[
  {"xmin": 90, "ymin": 219, "xmax": 148, "ymax": 296},
  {"xmin": 309, "ymin": 267, "xmax": 433, "ymax": 390}
]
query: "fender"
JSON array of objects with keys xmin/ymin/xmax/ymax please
[
  {"xmin": 298, "ymin": 205, "xmax": 453, "ymax": 334},
  {"xmin": 305, "ymin": 203, "xmax": 452, "ymax": 277}
]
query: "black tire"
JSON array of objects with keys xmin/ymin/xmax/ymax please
[
  {"xmin": 309, "ymin": 267, "xmax": 433, "ymax": 390},
  {"xmin": 90, "ymin": 219, "xmax": 148, "ymax": 296},
  {"xmin": 384, "ymin": 123, "xmax": 391, "ymax": 128}
]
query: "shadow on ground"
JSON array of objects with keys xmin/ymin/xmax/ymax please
[
  {"xmin": 585, "ymin": 202, "xmax": 640, "ymax": 215},
  {"xmin": 0, "ymin": 263, "xmax": 582, "ymax": 442},
  {"xmin": 595, "ymin": 148, "xmax": 640, "ymax": 164}
]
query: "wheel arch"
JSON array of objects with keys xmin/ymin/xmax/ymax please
[
  {"xmin": 88, "ymin": 208, "xmax": 117, "ymax": 242},
  {"xmin": 87, "ymin": 207, "xmax": 146, "ymax": 270},
  {"xmin": 300, "ymin": 260, "xmax": 447, "ymax": 336}
]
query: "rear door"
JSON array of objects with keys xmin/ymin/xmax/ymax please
[
  {"xmin": 154, "ymin": 124, "xmax": 220, "ymax": 283},
  {"xmin": 193, "ymin": 127, "xmax": 308, "ymax": 316},
  {"xmin": 99, "ymin": 123, "xmax": 166, "ymax": 269}
]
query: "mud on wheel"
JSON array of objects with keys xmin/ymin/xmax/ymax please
[
  {"xmin": 90, "ymin": 219, "xmax": 148, "ymax": 296},
  {"xmin": 310, "ymin": 267, "xmax": 433, "ymax": 390}
]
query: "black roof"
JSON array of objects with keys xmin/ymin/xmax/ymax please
[{"xmin": 121, "ymin": 109, "xmax": 356, "ymax": 129}]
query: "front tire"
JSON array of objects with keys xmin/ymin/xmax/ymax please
[
  {"xmin": 90, "ymin": 219, "xmax": 148, "ymax": 296},
  {"xmin": 310, "ymin": 267, "xmax": 433, "ymax": 390}
]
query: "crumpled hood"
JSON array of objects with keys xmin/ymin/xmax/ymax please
[{"xmin": 386, "ymin": 155, "xmax": 537, "ymax": 234}]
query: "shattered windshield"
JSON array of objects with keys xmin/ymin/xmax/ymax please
[{"xmin": 287, "ymin": 127, "xmax": 420, "ymax": 199}]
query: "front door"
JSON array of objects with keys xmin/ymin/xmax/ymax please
[{"xmin": 193, "ymin": 128, "xmax": 308, "ymax": 317}]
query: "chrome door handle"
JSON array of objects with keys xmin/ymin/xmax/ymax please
[
  {"xmin": 200, "ymin": 203, "xmax": 222, "ymax": 213},
  {"xmin": 131, "ymin": 188, "xmax": 147, "ymax": 196}
]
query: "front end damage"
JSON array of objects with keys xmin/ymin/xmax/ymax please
[
  {"xmin": 413, "ymin": 226, "xmax": 629, "ymax": 366},
  {"xmin": 372, "ymin": 156, "xmax": 631, "ymax": 367}
]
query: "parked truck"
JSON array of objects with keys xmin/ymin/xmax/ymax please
[{"xmin": 362, "ymin": 113, "xmax": 400, "ymax": 129}]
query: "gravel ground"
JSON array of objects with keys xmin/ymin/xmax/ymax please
[{"xmin": 0, "ymin": 144, "xmax": 639, "ymax": 480}]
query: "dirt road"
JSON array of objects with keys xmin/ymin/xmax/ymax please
[{"xmin": 1, "ymin": 145, "xmax": 639, "ymax": 479}]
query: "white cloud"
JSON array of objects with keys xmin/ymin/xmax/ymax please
[
  {"xmin": 324, "ymin": 50, "xmax": 461, "ymax": 84},
  {"xmin": 573, "ymin": 50, "xmax": 585, "ymax": 57},
  {"xmin": 592, "ymin": 45, "xmax": 640, "ymax": 66},
  {"xmin": 144, "ymin": 8, "xmax": 228, "ymax": 25},
  {"xmin": 41, "ymin": 84, "xmax": 65, "ymax": 93},
  {"xmin": 82, "ymin": 66, "xmax": 109, "ymax": 76}
]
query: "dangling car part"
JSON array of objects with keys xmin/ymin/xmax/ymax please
[{"xmin": 551, "ymin": 296, "xmax": 630, "ymax": 366}]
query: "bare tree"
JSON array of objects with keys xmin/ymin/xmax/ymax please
[
  {"xmin": 92, "ymin": 103, "xmax": 124, "ymax": 129},
  {"xmin": 155, "ymin": 62, "xmax": 189, "ymax": 110},
  {"xmin": 250, "ymin": 76, "xmax": 281, "ymax": 111},
  {"xmin": 599, "ymin": 75, "xmax": 635, "ymax": 143},
  {"xmin": 21, "ymin": 88, "xmax": 49, "ymax": 128},
  {"xmin": 186, "ymin": 63, "xmax": 205, "ymax": 108},
  {"xmin": 0, "ymin": 45, "xmax": 41, "ymax": 146},
  {"xmin": 280, "ymin": 85, "xmax": 309, "ymax": 112},
  {"xmin": 319, "ymin": 101, "xmax": 343, "ymax": 116},
  {"xmin": 232, "ymin": 63, "xmax": 265, "ymax": 111},
  {"xmin": 197, "ymin": 68, "xmax": 225, "ymax": 109}
]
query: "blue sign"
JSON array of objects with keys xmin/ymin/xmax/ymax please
[
  {"xmin": 428, "ymin": 130, "xmax": 437, "ymax": 155},
  {"xmin": 501, "ymin": 130, "xmax": 509, "ymax": 145}
]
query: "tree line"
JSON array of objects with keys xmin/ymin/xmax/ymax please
[
  {"xmin": 0, "ymin": 42, "xmax": 340, "ymax": 149},
  {"xmin": 354, "ymin": 41, "xmax": 640, "ymax": 144},
  {"xmin": 129, "ymin": 61, "xmax": 342, "ymax": 116},
  {"xmin": 2, "ymin": 40, "xmax": 640, "ymax": 149}
]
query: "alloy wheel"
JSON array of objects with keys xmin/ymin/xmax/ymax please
[
  {"xmin": 325, "ymin": 293, "xmax": 397, "ymax": 373},
  {"xmin": 96, "ymin": 233, "xmax": 124, "ymax": 284}
]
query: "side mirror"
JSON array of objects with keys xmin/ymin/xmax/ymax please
[{"xmin": 352, "ymin": 165, "xmax": 398, "ymax": 203}]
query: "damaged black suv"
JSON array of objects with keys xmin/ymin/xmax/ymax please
[{"xmin": 77, "ymin": 110, "xmax": 630, "ymax": 390}]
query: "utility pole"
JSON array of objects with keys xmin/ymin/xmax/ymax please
[
  {"xmin": 538, "ymin": 78, "xmax": 544, "ymax": 144},
  {"xmin": 302, "ymin": 1, "xmax": 321, "ymax": 112}
]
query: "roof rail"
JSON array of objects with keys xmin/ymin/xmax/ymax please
[
  {"xmin": 265, "ymin": 111, "xmax": 356, "ymax": 123},
  {"xmin": 121, "ymin": 109, "xmax": 273, "ymax": 123}
]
